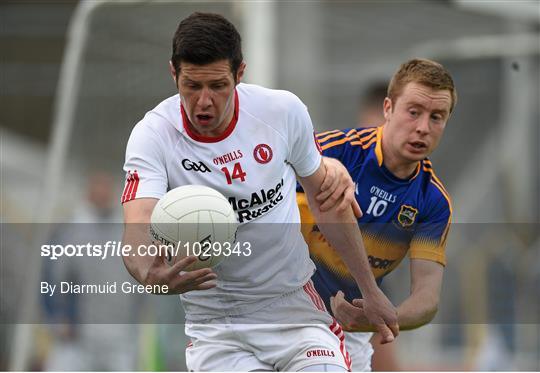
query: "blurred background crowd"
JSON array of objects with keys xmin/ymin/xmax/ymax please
[{"xmin": 1, "ymin": 0, "xmax": 539, "ymax": 370}]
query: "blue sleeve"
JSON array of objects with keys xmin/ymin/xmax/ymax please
[
  {"xmin": 317, "ymin": 129, "xmax": 351, "ymax": 160},
  {"xmin": 410, "ymin": 185, "xmax": 452, "ymax": 265}
]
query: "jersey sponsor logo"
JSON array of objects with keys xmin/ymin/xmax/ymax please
[
  {"xmin": 181, "ymin": 159, "xmax": 211, "ymax": 173},
  {"xmin": 306, "ymin": 349, "xmax": 335, "ymax": 358},
  {"xmin": 213, "ymin": 150, "xmax": 243, "ymax": 165},
  {"xmin": 368, "ymin": 255, "xmax": 395, "ymax": 270},
  {"xmin": 228, "ymin": 178, "xmax": 284, "ymax": 223},
  {"xmin": 253, "ymin": 144, "xmax": 273, "ymax": 164},
  {"xmin": 398, "ymin": 204, "xmax": 418, "ymax": 227}
]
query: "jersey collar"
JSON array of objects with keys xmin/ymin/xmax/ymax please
[
  {"xmin": 180, "ymin": 89, "xmax": 239, "ymax": 143},
  {"xmin": 374, "ymin": 126, "xmax": 384, "ymax": 166}
]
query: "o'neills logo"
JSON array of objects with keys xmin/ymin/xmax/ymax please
[
  {"xmin": 228, "ymin": 179, "xmax": 284, "ymax": 223},
  {"xmin": 213, "ymin": 150, "xmax": 243, "ymax": 166},
  {"xmin": 306, "ymin": 349, "xmax": 335, "ymax": 358}
]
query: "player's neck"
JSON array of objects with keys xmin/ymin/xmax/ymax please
[
  {"xmin": 384, "ymin": 159, "xmax": 419, "ymax": 180},
  {"xmin": 381, "ymin": 135, "xmax": 419, "ymax": 179}
]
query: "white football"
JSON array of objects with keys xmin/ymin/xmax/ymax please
[{"xmin": 150, "ymin": 185, "xmax": 238, "ymax": 271}]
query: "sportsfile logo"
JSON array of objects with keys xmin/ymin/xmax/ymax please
[
  {"xmin": 228, "ymin": 179, "xmax": 284, "ymax": 223},
  {"xmin": 181, "ymin": 159, "xmax": 211, "ymax": 173}
]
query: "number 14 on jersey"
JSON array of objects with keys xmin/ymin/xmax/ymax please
[{"xmin": 221, "ymin": 162, "xmax": 246, "ymax": 184}]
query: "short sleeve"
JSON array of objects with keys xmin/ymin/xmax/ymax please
[
  {"xmin": 317, "ymin": 129, "xmax": 350, "ymax": 161},
  {"xmin": 121, "ymin": 122, "xmax": 168, "ymax": 204},
  {"xmin": 286, "ymin": 98, "xmax": 322, "ymax": 178},
  {"xmin": 409, "ymin": 190, "xmax": 452, "ymax": 266},
  {"xmin": 317, "ymin": 127, "xmax": 375, "ymax": 167}
]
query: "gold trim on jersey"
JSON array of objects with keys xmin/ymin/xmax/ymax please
[
  {"xmin": 422, "ymin": 165, "xmax": 453, "ymax": 246},
  {"xmin": 374, "ymin": 126, "xmax": 384, "ymax": 166},
  {"xmin": 409, "ymin": 239, "xmax": 446, "ymax": 266},
  {"xmin": 316, "ymin": 129, "xmax": 341, "ymax": 138},
  {"xmin": 319, "ymin": 127, "xmax": 377, "ymax": 151}
]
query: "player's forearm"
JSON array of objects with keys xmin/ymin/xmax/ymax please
[
  {"xmin": 122, "ymin": 225, "xmax": 154, "ymax": 285},
  {"xmin": 396, "ymin": 290, "xmax": 439, "ymax": 330},
  {"xmin": 313, "ymin": 206, "xmax": 379, "ymax": 297}
]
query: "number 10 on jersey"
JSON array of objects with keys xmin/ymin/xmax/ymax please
[{"xmin": 221, "ymin": 162, "xmax": 246, "ymax": 184}]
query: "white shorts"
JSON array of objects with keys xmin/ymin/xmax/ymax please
[
  {"xmin": 185, "ymin": 281, "xmax": 351, "ymax": 371},
  {"xmin": 344, "ymin": 331, "xmax": 374, "ymax": 371}
]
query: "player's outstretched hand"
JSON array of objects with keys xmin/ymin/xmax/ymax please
[
  {"xmin": 317, "ymin": 157, "xmax": 362, "ymax": 218},
  {"xmin": 331, "ymin": 290, "xmax": 399, "ymax": 344},
  {"xmin": 330, "ymin": 291, "xmax": 371, "ymax": 332},
  {"xmin": 144, "ymin": 254, "xmax": 217, "ymax": 294},
  {"xmin": 355, "ymin": 289, "xmax": 399, "ymax": 344}
]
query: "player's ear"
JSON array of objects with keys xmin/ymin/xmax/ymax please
[
  {"xmin": 169, "ymin": 60, "xmax": 178, "ymax": 84},
  {"xmin": 235, "ymin": 62, "xmax": 246, "ymax": 84},
  {"xmin": 383, "ymin": 97, "xmax": 392, "ymax": 121}
]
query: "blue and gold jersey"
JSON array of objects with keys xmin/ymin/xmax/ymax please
[{"xmin": 297, "ymin": 126, "xmax": 452, "ymax": 311}]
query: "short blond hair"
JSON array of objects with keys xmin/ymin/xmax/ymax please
[{"xmin": 388, "ymin": 58, "xmax": 457, "ymax": 112}]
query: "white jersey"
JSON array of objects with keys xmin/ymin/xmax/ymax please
[{"xmin": 123, "ymin": 83, "xmax": 322, "ymax": 320}]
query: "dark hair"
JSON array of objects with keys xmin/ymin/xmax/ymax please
[
  {"xmin": 171, "ymin": 12, "xmax": 243, "ymax": 80},
  {"xmin": 388, "ymin": 58, "xmax": 457, "ymax": 112},
  {"xmin": 359, "ymin": 80, "xmax": 388, "ymax": 111}
]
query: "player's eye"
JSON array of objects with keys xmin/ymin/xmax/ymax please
[
  {"xmin": 431, "ymin": 113, "xmax": 443, "ymax": 122},
  {"xmin": 212, "ymin": 83, "xmax": 227, "ymax": 90},
  {"xmin": 183, "ymin": 82, "xmax": 200, "ymax": 90},
  {"xmin": 409, "ymin": 109, "xmax": 418, "ymax": 117}
]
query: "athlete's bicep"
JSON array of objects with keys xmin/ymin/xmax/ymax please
[
  {"xmin": 123, "ymin": 198, "xmax": 158, "ymax": 224},
  {"xmin": 122, "ymin": 198, "xmax": 158, "ymax": 250}
]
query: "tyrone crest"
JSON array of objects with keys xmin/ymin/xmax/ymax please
[
  {"xmin": 398, "ymin": 205, "xmax": 418, "ymax": 227},
  {"xmin": 253, "ymin": 144, "xmax": 273, "ymax": 164}
]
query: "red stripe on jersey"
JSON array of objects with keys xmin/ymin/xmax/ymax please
[
  {"xmin": 181, "ymin": 89, "xmax": 239, "ymax": 143},
  {"xmin": 309, "ymin": 281, "xmax": 328, "ymax": 311},
  {"xmin": 128, "ymin": 171, "xmax": 140, "ymax": 201},
  {"xmin": 329, "ymin": 320, "xmax": 351, "ymax": 370},
  {"xmin": 121, "ymin": 171, "xmax": 140, "ymax": 204},
  {"xmin": 331, "ymin": 320, "xmax": 351, "ymax": 370},
  {"xmin": 303, "ymin": 282, "xmax": 351, "ymax": 371},
  {"xmin": 124, "ymin": 174, "xmax": 135, "ymax": 203},
  {"xmin": 121, "ymin": 173, "xmax": 133, "ymax": 203},
  {"xmin": 303, "ymin": 280, "xmax": 326, "ymax": 311}
]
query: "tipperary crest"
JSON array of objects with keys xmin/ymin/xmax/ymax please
[{"xmin": 397, "ymin": 205, "xmax": 418, "ymax": 227}]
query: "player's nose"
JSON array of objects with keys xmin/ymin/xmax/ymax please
[
  {"xmin": 197, "ymin": 87, "xmax": 213, "ymax": 109},
  {"xmin": 415, "ymin": 115, "xmax": 430, "ymax": 134}
]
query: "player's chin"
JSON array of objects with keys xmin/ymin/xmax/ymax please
[
  {"xmin": 404, "ymin": 144, "xmax": 430, "ymax": 159},
  {"xmin": 193, "ymin": 119, "xmax": 215, "ymax": 128},
  {"xmin": 403, "ymin": 149, "xmax": 427, "ymax": 162}
]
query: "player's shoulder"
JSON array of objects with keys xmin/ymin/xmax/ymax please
[
  {"xmin": 421, "ymin": 159, "xmax": 452, "ymax": 212},
  {"xmin": 130, "ymin": 94, "xmax": 181, "ymax": 141},
  {"xmin": 237, "ymin": 83, "xmax": 307, "ymax": 116},
  {"xmin": 316, "ymin": 127, "xmax": 378, "ymax": 153}
]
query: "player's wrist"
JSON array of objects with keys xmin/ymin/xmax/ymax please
[{"xmin": 354, "ymin": 273, "xmax": 380, "ymax": 297}]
